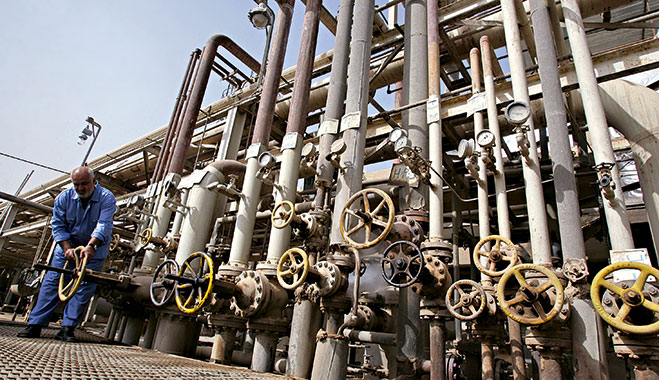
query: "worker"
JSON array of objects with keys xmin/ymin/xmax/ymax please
[{"xmin": 17, "ymin": 167, "xmax": 116, "ymax": 341}]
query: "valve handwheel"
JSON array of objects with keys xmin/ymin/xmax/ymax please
[
  {"xmin": 473, "ymin": 235, "xmax": 519, "ymax": 277},
  {"xmin": 150, "ymin": 259, "xmax": 180, "ymax": 307},
  {"xmin": 340, "ymin": 188, "xmax": 395, "ymax": 249},
  {"xmin": 277, "ymin": 248, "xmax": 310, "ymax": 290},
  {"xmin": 58, "ymin": 246, "xmax": 89, "ymax": 302},
  {"xmin": 591, "ymin": 261, "xmax": 659, "ymax": 335},
  {"xmin": 110, "ymin": 233, "xmax": 121, "ymax": 251},
  {"xmin": 446, "ymin": 279, "xmax": 487, "ymax": 321},
  {"xmin": 497, "ymin": 264, "xmax": 564, "ymax": 325},
  {"xmin": 174, "ymin": 252, "xmax": 214, "ymax": 314},
  {"xmin": 272, "ymin": 201, "xmax": 295, "ymax": 229},
  {"xmin": 381, "ymin": 241, "xmax": 424, "ymax": 288},
  {"xmin": 139, "ymin": 228, "xmax": 153, "ymax": 246}
]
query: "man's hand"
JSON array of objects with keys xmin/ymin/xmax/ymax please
[
  {"xmin": 64, "ymin": 248, "xmax": 77, "ymax": 261},
  {"xmin": 81, "ymin": 245, "xmax": 95, "ymax": 262}
]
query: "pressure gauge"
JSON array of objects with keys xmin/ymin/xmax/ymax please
[
  {"xmin": 330, "ymin": 139, "xmax": 347, "ymax": 155},
  {"xmin": 301, "ymin": 142, "xmax": 316, "ymax": 158},
  {"xmin": 476, "ymin": 130, "xmax": 496, "ymax": 149},
  {"xmin": 388, "ymin": 128, "xmax": 407, "ymax": 144},
  {"xmin": 394, "ymin": 135, "xmax": 412, "ymax": 154},
  {"xmin": 457, "ymin": 139, "xmax": 474, "ymax": 159},
  {"xmin": 129, "ymin": 194, "xmax": 145, "ymax": 208},
  {"xmin": 504, "ymin": 101, "xmax": 531, "ymax": 126},
  {"xmin": 258, "ymin": 151, "xmax": 276, "ymax": 169}
]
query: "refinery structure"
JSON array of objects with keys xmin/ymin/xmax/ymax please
[{"xmin": 1, "ymin": 0, "xmax": 659, "ymax": 379}]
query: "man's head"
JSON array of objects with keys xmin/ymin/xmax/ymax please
[{"xmin": 71, "ymin": 167, "xmax": 96, "ymax": 199}]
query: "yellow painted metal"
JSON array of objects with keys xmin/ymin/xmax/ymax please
[
  {"xmin": 271, "ymin": 201, "xmax": 296, "ymax": 229},
  {"xmin": 139, "ymin": 228, "xmax": 153, "ymax": 246},
  {"xmin": 175, "ymin": 252, "xmax": 215, "ymax": 314},
  {"xmin": 277, "ymin": 247, "xmax": 310, "ymax": 290},
  {"xmin": 445, "ymin": 279, "xmax": 486, "ymax": 321},
  {"xmin": 339, "ymin": 188, "xmax": 395, "ymax": 249},
  {"xmin": 473, "ymin": 234, "xmax": 519, "ymax": 277},
  {"xmin": 58, "ymin": 246, "xmax": 89, "ymax": 302}
]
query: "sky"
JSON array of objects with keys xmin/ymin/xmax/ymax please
[{"xmin": 0, "ymin": 0, "xmax": 350, "ymax": 195}]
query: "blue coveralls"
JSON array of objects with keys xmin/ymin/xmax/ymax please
[{"xmin": 29, "ymin": 183, "xmax": 115, "ymax": 327}]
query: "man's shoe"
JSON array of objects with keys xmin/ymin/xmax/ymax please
[
  {"xmin": 55, "ymin": 326, "xmax": 76, "ymax": 342},
  {"xmin": 17, "ymin": 325, "xmax": 41, "ymax": 338}
]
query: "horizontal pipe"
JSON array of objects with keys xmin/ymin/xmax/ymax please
[
  {"xmin": 0, "ymin": 191, "xmax": 52, "ymax": 214},
  {"xmin": 342, "ymin": 328, "xmax": 396, "ymax": 346}
]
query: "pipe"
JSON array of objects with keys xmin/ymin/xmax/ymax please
[
  {"xmin": 429, "ymin": 320, "xmax": 446, "ymax": 380},
  {"xmin": 329, "ymin": 0, "xmax": 375, "ymax": 245},
  {"xmin": 263, "ymin": 0, "xmax": 321, "ymax": 267},
  {"xmin": 314, "ymin": 0, "xmax": 354, "ymax": 209},
  {"xmin": 560, "ymin": 0, "xmax": 635, "ymax": 251},
  {"xmin": 480, "ymin": 36, "xmax": 511, "ymax": 240},
  {"xmin": 168, "ymin": 34, "xmax": 260, "ymax": 175},
  {"xmin": 208, "ymin": 159, "xmax": 247, "ymax": 178},
  {"xmin": 0, "ymin": 191, "xmax": 52, "ymax": 214},
  {"xmin": 529, "ymin": 2, "xmax": 605, "ymax": 378},
  {"xmin": 287, "ymin": 300, "xmax": 322, "ymax": 378},
  {"xmin": 225, "ymin": 0, "xmax": 295, "ymax": 272},
  {"xmin": 482, "ymin": 340, "xmax": 495, "ymax": 380},
  {"xmin": 251, "ymin": 332, "xmax": 278, "ymax": 372},
  {"xmin": 427, "ymin": 0, "xmax": 443, "ymax": 240},
  {"xmin": 343, "ymin": 329, "xmax": 396, "ymax": 345}
]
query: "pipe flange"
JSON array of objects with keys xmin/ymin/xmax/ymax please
[
  {"xmin": 230, "ymin": 270, "xmax": 267, "ymax": 318},
  {"xmin": 310, "ymin": 261, "xmax": 343, "ymax": 298},
  {"xmin": 389, "ymin": 215, "xmax": 424, "ymax": 246},
  {"xmin": 247, "ymin": 317, "xmax": 289, "ymax": 334},
  {"xmin": 420, "ymin": 239, "xmax": 454, "ymax": 263},
  {"xmin": 255, "ymin": 259, "xmax": 279, "ymax": 276},
  {"xmin": 217, "ymin": 262, "xmax": 247, "ymax": 277},
  {"xmin": 562, "ymin": 258, "xmax": 589, "ymax": 283}
]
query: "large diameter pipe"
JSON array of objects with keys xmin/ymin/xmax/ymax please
[
  {"xmin": 225, "ymin": 0, "xmax": 295, "ymax": 271},
  {"xmin": 427, "ymin": 0, "xmax": 443, "ymax": 239},
  {"xmin": 264, "ymin": 0, "xmax": 321, "ymax": 266},
  {"xmin": 559, "ymin": 0, "xmax": 634, "ymax": 251},
  {"xmin": 287, "ymin": 300, "xmax": 322, "ymax": 378},
  {"xmin": 314, "ymin": 0, "xmax": 354, "ymax": 209},
  {"xmin": 500, "ymin": 0, "xmax": 552, "ymax": 266},
  {"xmin": 0, "ymin": 191, "xmax": 52, "ymax": 214},
  {"xmin": 429, "ymin": 320, "xmax": 446, "ymax": 380},
  {"xmin": 480, "ymin": 36, "xmax": 511, "ymax": 239},
  {"xmin": 168, "ymin": 35, "xmax": 260, "ymax": 175},
  {"xmin": 310, "ymin": 334, "xmax": 349, "ymax": 380},
  {"xmin": 329, "ymin": 0, "xmax": 375, "ymax": 245}
]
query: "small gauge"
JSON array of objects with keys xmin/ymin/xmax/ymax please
[
  {"xmin": 388, "ymin": 128, "xmax": 407, "ymax": 144},
  {"xmin": 301, "ymin": 142, "xmax": 316, "ymax": 158},
  {"xmin": 476, "ymin": 130, "xmax": 496, "ymax": 149},
  {"xmin": 129, "ymin": 194, "xmax": 145, "ymax": 208},
  {"xmin": 330, "ymin": 139, "xmax": 347, "ymax": 155},
  {"xmin": 457, "ymin": 139, "xmax": 474, "ymax": 159},
  {"xmin": 258, "ymin": 152, "xmax": 276, "ymax": 169},
  {"xmin": 394, "ymin": 135, "xmax": 412, "ymax": 153},
  {"xmin": 504, "ymin": 101, "xmax": 531, "ymax": 126}
]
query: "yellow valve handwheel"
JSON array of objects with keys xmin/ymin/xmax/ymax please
[
  {"xmin": 445, "ymin": 279, "xmax": 487, "ymax": 321},
  {"xmin": 139, "ymin": 228, "xmax": 153, "ymax": 246},
  {"xmin": 175, "ymin": 252, "xmax": 214, "ymax": 314},
  {"xmin": 110, "ymin": 234, "xmax": 120, "ymax": 251},
  {"xmin": 473, "ymin": 235, "xmax": 519, "ymax": 277},
  {"xmin": 271, "ymin": 201, "xmax": 295, "ymax": 229},
  {"xmin": 497, "ymin": 264, "xmax": 564, "ymax": 325},
  {"xmin": 339, "ymin": 188, "xmax": 395, "ymax": 249},
  {"xmin": 591, "ymin": 261, "xmax": 659, "ymax": 335},
  {"xmin": 58, "ymin": 246, "xmax": 89, "ymax": 302},
  {"xmin": 277, "ymin": 247, "xmax": 310, "ymax": 290}
]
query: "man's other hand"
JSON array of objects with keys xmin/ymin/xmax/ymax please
[
  {"xmin": 64, "ymin": 248, "xmax": 77, "ymax": 261},
  {"xmin": 81, "ymin": 246, "xmax": 95, "ymax": 262}
]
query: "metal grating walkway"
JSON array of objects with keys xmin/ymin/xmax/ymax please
[{"xmin": 0, "ymin": 322, "xmax": 288, "ymax": 380}]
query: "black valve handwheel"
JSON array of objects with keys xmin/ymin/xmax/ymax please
[
  {"xmin": 150, "ymin": 259, "xmax": 180, "ymax": 307},
  {"xmin": 381, "ymin": 241, "xmax": 424, "ymax": 288}
]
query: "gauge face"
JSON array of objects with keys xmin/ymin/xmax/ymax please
[
  {"xmin": 476, "ymin": 130, "xmax": 496, "ymax": 148},
  {"xmin": 394, "ymin": 136, "xmax": 410, "ymax": 153},
  {"xmin": 505, "ymin": 101, "xmax": 531, "ymax": 125},
  {"xmin": 301, "ymin": 142, "xmax": 316, "ymax": 157},
  {"xmin": 389, "ymin": 128, "xmax": 407, "ymax": 144},
  {"xmin": 457, "ymin": 139, "xmax": 473, "ymax": 159},
  {"xmin": 258, "ymin": 152, "xmax": 275, "ymax": 168},
  {"xmin": 330, "ymin": 139, "xmax": 346, "ymax": 155}
]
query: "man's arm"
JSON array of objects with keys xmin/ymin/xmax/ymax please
[
  {"xmin": 51, "ymin": 193, "xmax": 77, "ymax": 260},
  {"xmin": 82, "ymin": 190, "xmax": 116, "ymax": 261}
]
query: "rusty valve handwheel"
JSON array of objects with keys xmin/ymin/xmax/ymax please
[
  {"xmin": 174, "ymin": 252, "xmax": 214, "ymax": 314},
  {"xmin": 381, "ymin": 241, "xmax": 424, "ymax": 288},
  {"xmin": 340, "ymin": 188, "xmax": 395, "ymax": 249},
  {"xmin": 473, "ymin": 235, "xmax": 519, "ymax": 277},
  {"xmin": 150, "ymin": 259, "xmax": 180, "ymax": 307},
  {"xmin": 58, "ymin": 246, "xmax": 89, "ymax": 302},
  {"xmin": 446, "ymin": 279, "xmax": 487, "ymax": 321},
  {"xmin": 110, "ymin": 233, "xmax": 121, "ymax": 251},
  {"xmin": 277, "ymin": 248, "xmax": 310, "ymax": 290},
  {"xmin": 271, "ymin": 201, "xmax": 295, "ymax": 229},
  {"xmin": 591, "ymin": 261, "xmax": 659, "ymax": 335},
  {"xmin": 139, "ymin": 228, "xmax": 153, "ymax": 246},
  {"xmin": 497, "ymin": 264, "xmax": 564, "ymax": 325}
]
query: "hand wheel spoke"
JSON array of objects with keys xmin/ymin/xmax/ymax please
[
  {"xmin": 362, "ymin": 192, "xmax": 370, "ymax": 213},
  {"xmin": 513, "ymin": 271, "xmax": 529, "ymax": 288},
  {"xmin": 468, "ymin": 304, "xmax": 477, "ymax": 315},
  {"xmin": 532, "ymin": 301, "xmax": 548, "ymax": 320},
  {"xmin": 477, "ymin": 249, "xmax": 489, "ymax": 258},
  {"xmin": 280, "ymin": 268, "xmax": 293, "ymax": 276},
  {"xmin": 488, "ymin": 261, "xmax": 497, "ymax": 272},
  {"xmin": 183, "ymin": 291, "xmax": 195, "ymax": 308},
  {"xmin": 455, "ymin": 287, "xmax": 466, "ymax": 297},
  {"xmin": 152, "ymin": 281, "xmax": 164, "ymax": 289},
  {"xmin": 197, "ymin": 287, "xmax": 204, "ymax": 302},
  {"xmin": 184, "ymin": 261, "xmax": 194, "ymax": 274},
  {"xmin": 615, "ymin": 303, "xmax": 632, "ymax": 322},
  {"xmin": 364, "ymin": 222, "xmax": 371, "ymax": 243},
  {"xmin": 600, "ymin": 280, "xmax": 624, "ymax": 295},
  {"xmin": 346, "ymin": 220, "xmax": 365, "ymax": 236},
  {"xmin": 506, "ymin": 294, "xmax": 526, "ymax": 307},
  {"xmin": 642, "ymin": 299, "xmax": 659, "ymax": 313},
  {"xmin": 372, "ymin": 199, "xmax": 387, "ymax": 215},
  {"xmin": 536, "ymin": 281, "xmax": 554, "ymax": 294},
  {"xmin": 501, "ymin": 253, "xmax": 515, "ymax": 262},
  {"xmin": 372, "ymin": 218, "xmax": 388, "ymax": 228},
  {"xmin": 178, "ymin": 283, "xmax": 192, "ymax": 289},
  {"xmin": 494, "ymin": 238, "xmax": 501, "ymax": 251},
  {"xmin": 632, "ymin": 270, "xmax": 650, "ymax": 292}
]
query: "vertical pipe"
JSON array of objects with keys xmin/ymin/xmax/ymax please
[
  {"xmin": 427, "ymin": 0, "xmax": 443, "ymax": 240},
  {"xmin": 211, "ymin": 329, "xmax": 236, "ymax": 364},
  {"xmin": 287, "ymin": 300, "xmax": 323, "ymax": 378},
  {"xmin": 501, "ymin": 0, "xmax": 552, "ymax": 266},
  {"xmin": 429, "ymin": 320, "xmax": 446, "ymax": 380},
  {"xmin": 264, "ymin": 0, "xmax": 321, "ymax": 265},
  {"xmin": 480, "ymin": 36, "xmax": 511, "ymax": 239},
  {"xmin": 314, "ymin": 0, "xmax": 354, "ymax": 209},
  {"xmin": 528, "ymin": 2, "xmax": 607, "ymax": 378},
  {"xmin": 482, "ymin": 340, "xmax": 495, "ymax": 380},
  {"xmin": 559, "ymin": 0, "xmax": 634, "ymax": 250},
  {"xmin": 251, "ymin": 332, "xmax": 278, "ymax": 372},
  {"xmin": 451, "ymin": 194, "xmax": 463, "ymax": 340},
  {"xmin": 508, "ymin": 319, "xmax": 527, "ymax": 380},
  {"xmin": 141, "ymin": 312, "xmax": 158, "ymax": 349},
  {"xmin": 104, "ymin": 308, "xmax": 116, "ymax": 339},
  {"xmin": 226, "ymin": 0, "xmax": 295, "ymax": 270},
  {"xmin": 329, "ymin": 0, "xmax": 375, "ymax": 244}
]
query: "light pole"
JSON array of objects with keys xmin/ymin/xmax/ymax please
[
  {"xmin": 77, "ymin": 116, "xmax": 102, "ymax": 166},
  {"xmin": 248, "ymin": 1, "xmax": 275, "ymax": 87}
]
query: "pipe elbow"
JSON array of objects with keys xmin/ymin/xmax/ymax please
[
  {"xmin": 208, "ymin": 159, "xmax": 247, "ymax": 179},
  {"xmin": 206, "ymin": 34, "xmax": 261, "ymax": 74}
]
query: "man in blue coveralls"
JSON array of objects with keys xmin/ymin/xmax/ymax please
[{"xmin": 17, "ymin": 167, "xmax": 116, "ymax": 341}]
